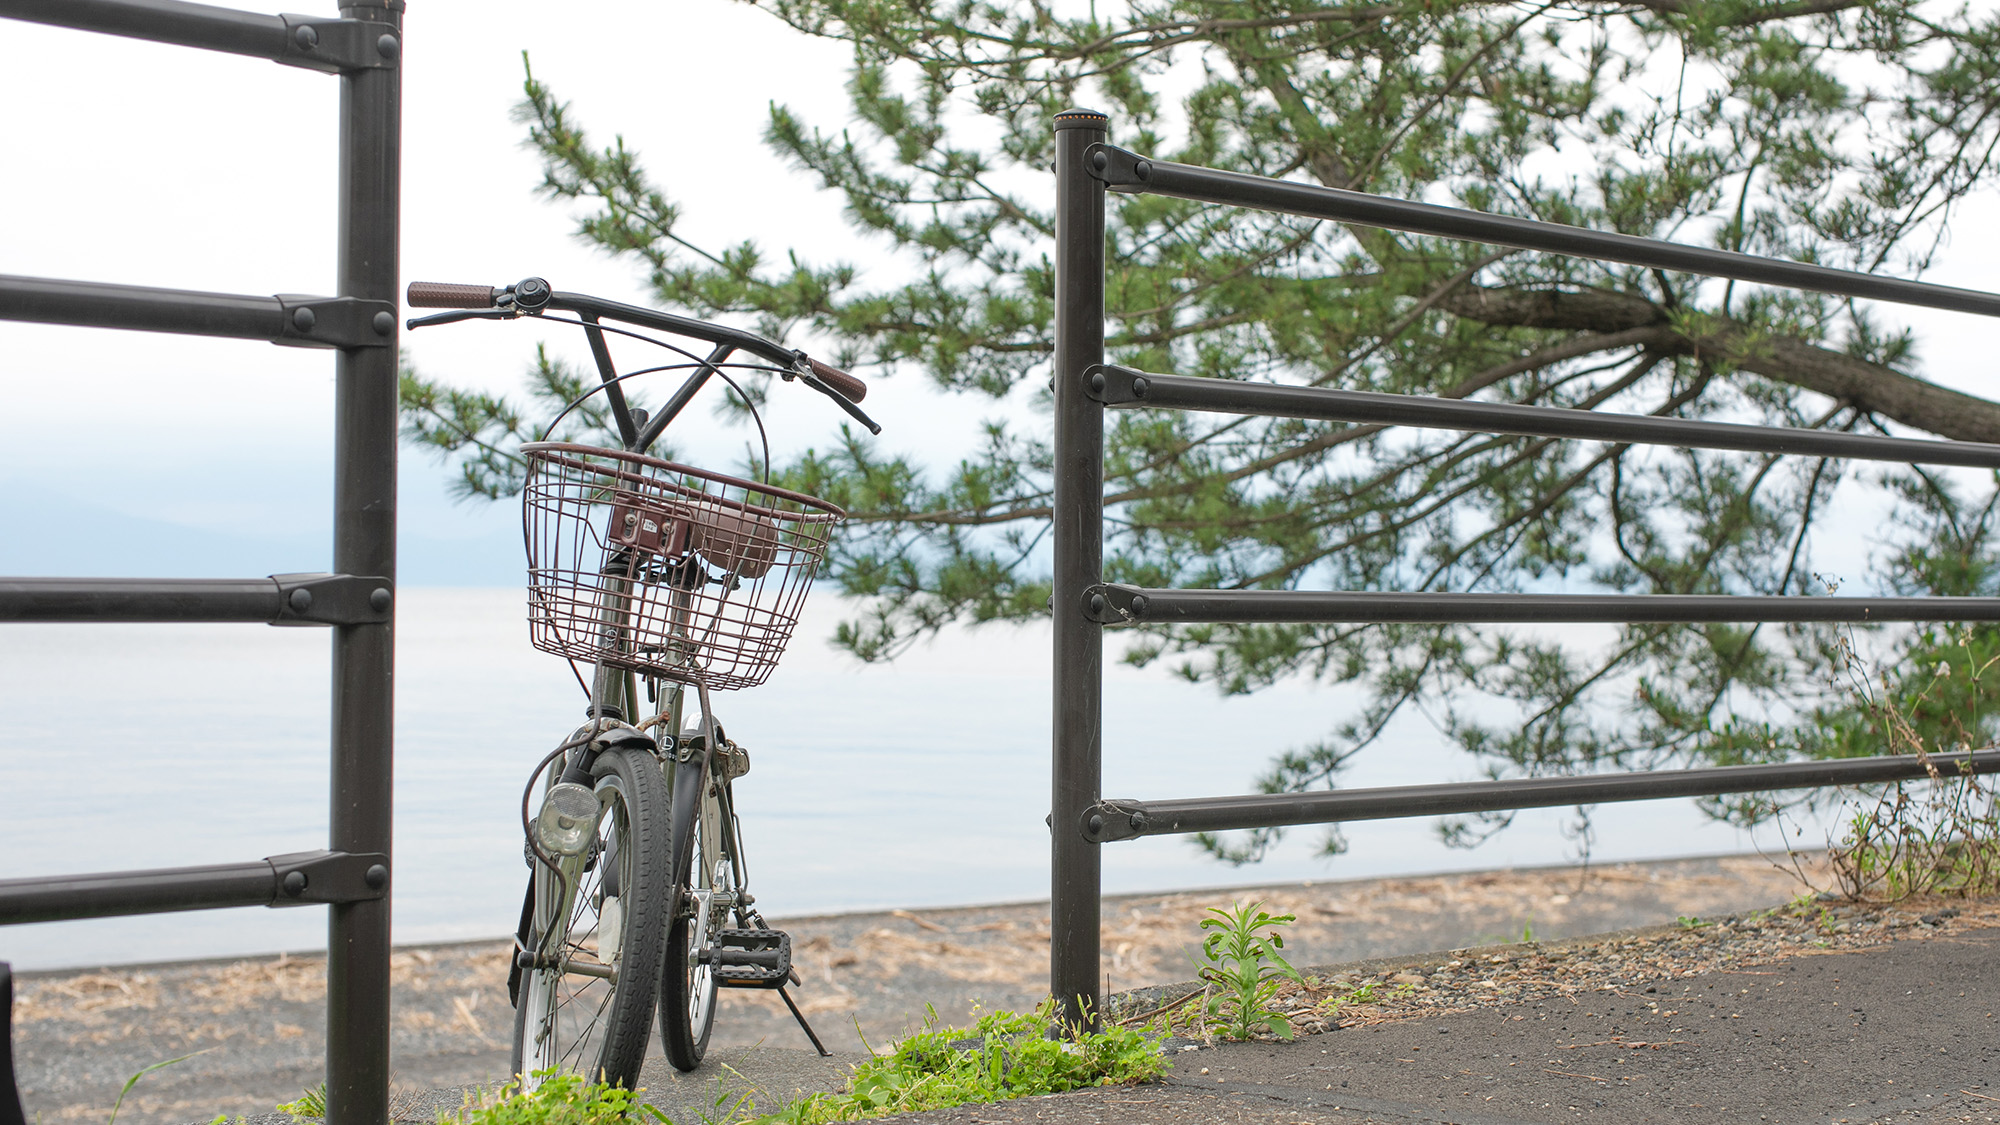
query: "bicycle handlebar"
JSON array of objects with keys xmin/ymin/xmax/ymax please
[
  {"xmin": 407, "ymin": 281, "xmax": 502, "ymax": 308},
  {"xmin": 804, "ymin": 357, "xmax": 867, "ymax": 403},
  {"xmin": 406, "ymin": 278, "xmax": 869, "ymax": 400},
  {"xmin": 404, "ymin": 277, "xmax": 879, "ymax": 433}
]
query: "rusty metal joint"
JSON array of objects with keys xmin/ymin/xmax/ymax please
[
  {"xmin": 1081, "ymin": 801, "xmax": 1148, "ymax": 843},
  {"xmin": 1082, "ymin": 583, "xmax": 1148, "ymax": 625}
]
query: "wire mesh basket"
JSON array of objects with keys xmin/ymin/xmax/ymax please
[{"xmin": 521, "ymin": 442, "xmax": 846, "ymax": 691}]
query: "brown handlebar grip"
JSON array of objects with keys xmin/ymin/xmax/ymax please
[
  {"xmin": 406, "ymin": 282, "xmax": 500, "ymax": 309},
  {"xmin": 807, "ymin": 358, "xmax": 867, "ymax": 403}
]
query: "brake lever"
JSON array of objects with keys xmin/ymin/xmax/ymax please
[
  {"xmin": 797, "ymin": 372, "xmax": 882, "ymax": 435},
  {"xmin": 405, "ymin": 308, "xmax": 518, "ymax": 330}
]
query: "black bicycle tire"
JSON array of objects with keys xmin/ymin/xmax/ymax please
[
  {"xmin": 509, "ymin": 746, "xmax": 671, "ymax": 1088},
  {"xmin": 659, "ymin": 753, "xmax": 724, "ymax": 1071}
]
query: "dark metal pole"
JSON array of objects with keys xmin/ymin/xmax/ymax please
[
  {"xmin": 325, "ymin": 5, "xmax": 399, "ymax": 1123},
  {"xmin": 0, "ymin": 0, "xmax": 286, "ymax": 60},
  {"xmin": 0, "ymin": 275, "xmax": 286, "ymax": 339},
  {"xmin": 0, "ymin": 578, "xmax": 282, "ymax": 622},
  {"xmin": 0, "ymin": 862, "xmax": 279, "ymax": 923},
  {"xmin": 1085, "ymin": 584, "xmax": 2000, "ymax": 626},
  {"xmin": 1086, "ymin": 364, "xmax": 2000, "ymax": 469},
  {"xmin": 1051, "ymin": 108, "xmax": 1107, "ymax": 1032},
  {"xmin": 1086, "ymin": 148, "xmax": 2000, "ymax": 320},
  {"xmin": 1083, "ymin": 749, "xmax": 2000, "ymax": 842}
]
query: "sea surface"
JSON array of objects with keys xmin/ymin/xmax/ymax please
[{"xmin": 0, "ymin": 589, "xmax": 1824, "ymax": 971}]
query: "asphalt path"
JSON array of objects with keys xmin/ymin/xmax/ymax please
[
  {"xmin": 644, "ymin": 923, "xmax": 2000, "ymax": 1125},
  {"xmin": 13, "ymin": 857, "xmax": 1995, "ymax": 1125}
]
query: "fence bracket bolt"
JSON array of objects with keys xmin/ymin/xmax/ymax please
[
  {"xmin": 1089, "ymin": 371, "xmax": 1106, "ymax": 394},
  {"xmin": 365, "ymin": 864, "xmax": 389, "ymax": 889},
  {"xmin": 373, "ymin": 311, "xmax": 394, "ymax": 335},
  {"xmin": 1129, "ymin": 594, "xmax": 1149, "ymax": 616},
  {"xmin": 294, "ymin": 24, "xmax": 318, "ymax": 49},
  {"xmin": 273, "ymin": 574, "xmax": 394, "ymax": 625},
  {"xmin": 376, "ymin": 34, "xmax": 400, "ymax": 60},
  {"xmin": 282, "ymin": 871, "xmax": 308, "ymax": 897},
  {"xmin": 1086, "ymin": 813, "xmax": 1105, "ymax": 835},
  {"xmin": 1089, "ymin": 592, "xmax": 1107, "ymax": 617},
  {"xmin": 1132, "ymin": 376, "xmax": 1150, "ymax": 397},
  {"xmin": 292, "ymin": 307, "xmax": 316, "ymax": 332}
]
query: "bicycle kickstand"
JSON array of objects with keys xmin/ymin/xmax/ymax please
[{"xmin": 776, "ymin": 978, "xmax": 831, "ymax": 1057}]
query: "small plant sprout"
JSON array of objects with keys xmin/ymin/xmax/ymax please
[
  {"xmin": 276, "ymin": 1083, "xmax": 326, "ymax": 1121},
  {"xmin": 110, "ymin": 1050, "xmax": 212, "ymax": 1125},
  {"xmin": 1197, "ymin": 901, "xmax": 1304, "ymax": 1041},
  {"xmin": 1677, "ymin": 915, "xmax": 1711, "ymax": 930}
]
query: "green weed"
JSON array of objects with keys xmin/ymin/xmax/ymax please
[
  {"xmin": 1676, "ymin": 915, "xmax": 1711, "ymax": 930},
  {"xmin": 750, "ymin": 1002, "xmax": 1165, "ymax": 1124},
  {"xmin": 276, "ymin": 1083, "xmax": 326, "ymax": 1121},
  {"xmin": 1197, "ymin": 902, "xmax": 1303, "ymax": 1041},
  {"xmin": 448, "ymin": 1072, "xmax": 670, "ymax": 1125},
  {"xmin": 1820, "ymin": 625, "xmax": 2000, "ymax": 901},
  {"xmin": 1321, "ymin": 978, "xmax": 1380, "ymax": 1014},
  {"xmin": 107, "ymin": 1050, "xmax": 209, "ymax": 1125},
  {"xmin": 1318, "ymin": 978, "xmax": 1416, "ymax": 1019}
]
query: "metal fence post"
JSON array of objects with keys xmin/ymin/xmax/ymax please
[
  {"xmin": 1051, "ymin": 107, "xmax": 1108, "ymax": 1031},
  {"xmin": 326, "ymin": 3, "xmax": 400, "ymax": 1121}
]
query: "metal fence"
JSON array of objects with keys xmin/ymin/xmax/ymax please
[
  {"xmin": 0, "ymin": 3, "xmax": 401, "ymax": 1122},
  {"xmin": 1049, "ymin": 107, "xmax": 2000, "ymax": 1028}
]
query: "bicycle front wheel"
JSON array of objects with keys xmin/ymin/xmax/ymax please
[
  {"xmin": 511, "ymin": 745, "xmax": 670, "ymax": 1089},
  {"xmin": 659, "ymin": 753, "xmax": 732, "ymax": 1071}
]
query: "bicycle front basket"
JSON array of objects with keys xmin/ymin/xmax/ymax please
[{"xmin": 521, "ymin": 442, "xmax": 846, "ymax": 691}]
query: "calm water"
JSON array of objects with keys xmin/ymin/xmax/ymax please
[{"xmin": 0, "ymin": 589, "xmax": 1812, "ymax": 970}]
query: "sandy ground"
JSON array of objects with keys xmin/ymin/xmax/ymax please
[{"xmin": 8, "ymin": 852, "xmax": 1828, "ymax": 1125}]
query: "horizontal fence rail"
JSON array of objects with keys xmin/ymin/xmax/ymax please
[
  {"xmin": 0, "ymin": 575, "xmax": 392, "ymax": 625},
  {"xmin": 1085, "ymin": 584, "xmax": 2000, "ymax": 626},
  {"xmin": 0, "ymin": 850, "xmax": 390, "ymax": 925},
  {"xmin": 1086, "ymin": 364, "xmax": 2000, "ymax": 468},
  {"xmin": 0, "ymin": 274, "xmax": 396, "ymax": 348},
  {"xmin": 0, "ymin": 0, "xmax": 399, "ymax": 72},
  {"xmin": 1082, "ymin": 751, "xmax": 2000, "ymax": 843},
  {"xmin": 1085, "ymin": 145, "xmax": 2000, "ymax": 320},
  {"xmin": 1048, "ymin": 109, "xmax": 2000, "ymax": 1032}
]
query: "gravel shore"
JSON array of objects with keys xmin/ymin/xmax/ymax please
[{"xmin": 10, "ymin": 852, "xmax": 1829, "ymax": 1124}]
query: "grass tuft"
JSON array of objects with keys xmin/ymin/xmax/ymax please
[{"xmin": 749, "ymin": 1001, "xmax": 1166, "ymax": 1123}]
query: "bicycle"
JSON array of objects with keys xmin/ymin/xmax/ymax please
[{"xmin": 405, "ymin": 277, "xmax": 878, "ymax": 1087}]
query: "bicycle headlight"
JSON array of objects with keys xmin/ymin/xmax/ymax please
[{"xmin": 535, "ymin": 782, "xmax": 600, "ymax": 856}]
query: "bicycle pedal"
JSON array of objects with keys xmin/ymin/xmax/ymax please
[{"xmin": 704, "ymin": 928, "xmax": 791, "ymax": 989}]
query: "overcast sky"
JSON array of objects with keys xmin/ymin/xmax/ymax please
[{"xmin": 1, "ymin": 1, "xmax": 991, "ymax": 583}]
